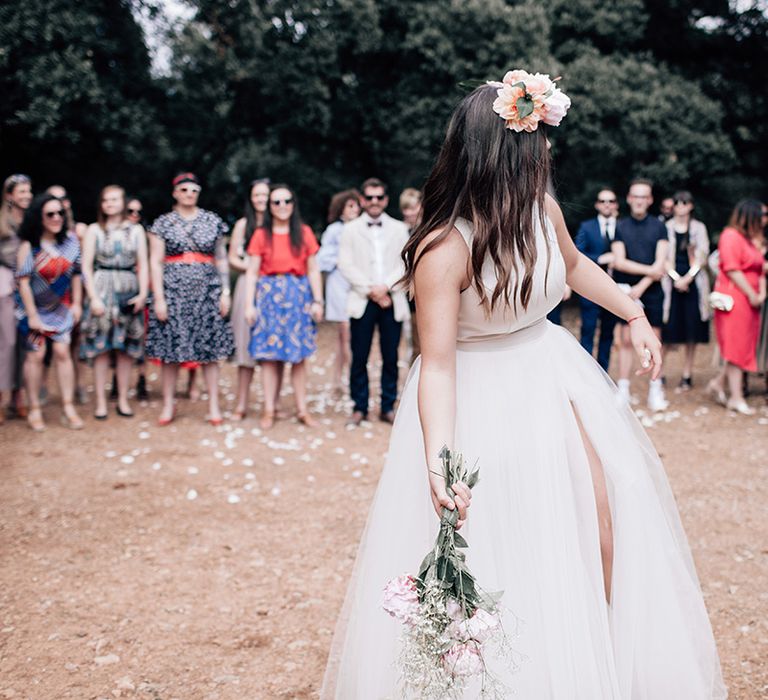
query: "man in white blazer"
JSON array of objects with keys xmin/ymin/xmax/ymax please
[{"xmin": 337, "ymin": 178, "xmax": 410, "ymax": 425}]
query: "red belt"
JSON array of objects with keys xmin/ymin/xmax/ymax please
[{"xmin": 165, "ymin": 252, "xmax": 214, "ymax": 265}]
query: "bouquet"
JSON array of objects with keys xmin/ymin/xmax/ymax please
[{"xmin": 382, "ymin": 446, "xmax": 514, "ymax": 698}]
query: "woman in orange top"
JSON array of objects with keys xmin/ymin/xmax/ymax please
[
  {"xmin": 708, "ymin": 199, "xmax": 767, "ymax": 414},
  {"xmin": 244, "ymin": 184, "xmax": 323, "ymax": 428}
]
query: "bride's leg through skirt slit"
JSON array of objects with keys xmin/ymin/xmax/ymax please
[{"xmin": 572, "ymin": 403, "xmax": 614, "ymax": 604}]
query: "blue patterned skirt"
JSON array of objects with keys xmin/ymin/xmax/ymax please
[{"xmin": 249, "ymin": 274, "xmax": 316, "ymax": 363}]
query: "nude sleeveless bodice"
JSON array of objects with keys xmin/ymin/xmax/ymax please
[{"xmin": 454, "ymin": 216, "xmax": 566, "ymax": 343}]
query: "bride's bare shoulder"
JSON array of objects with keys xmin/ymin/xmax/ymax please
[{"xmin": 414, "ymin": 224, "xmax": 469, "ymax": 287}]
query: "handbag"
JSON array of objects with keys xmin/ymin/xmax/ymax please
[{"xmin": 709, "ymin": 291, "xmax": 734, "ymax": 312}]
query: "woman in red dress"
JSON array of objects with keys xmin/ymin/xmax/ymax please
[{"xmin": 708, "ymin": 199, "xmax": 766, "ymax": 414}]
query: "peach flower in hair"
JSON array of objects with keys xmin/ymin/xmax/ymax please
[{"xmin": 489, "ymin": 69, "xmax": 571, "ymax": 132}]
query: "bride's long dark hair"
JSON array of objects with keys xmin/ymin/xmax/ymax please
[{"xmin": 402, "ymin": 84, "xmax": 551, "ymax": 313}]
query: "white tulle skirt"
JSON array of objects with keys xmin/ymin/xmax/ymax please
[{"xmin": 321, "ymin": 319, "xmax": 726, "ymax": 700}]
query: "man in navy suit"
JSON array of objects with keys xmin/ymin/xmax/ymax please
[{"xmin": 575, "ymin": 189, "xmax": 619, "ymax": 371}]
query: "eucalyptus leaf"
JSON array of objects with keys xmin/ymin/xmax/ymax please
[{"xmin": 516, "ymin": 97, "xmax": 534, "ymax": 119}]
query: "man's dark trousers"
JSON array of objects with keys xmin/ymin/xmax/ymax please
[{"xmin": 350, "ymin": 300, "xmax": 402, "ymax": 416}]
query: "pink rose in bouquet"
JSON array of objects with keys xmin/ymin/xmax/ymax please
[
  {"xmin": 382, "ymin": 574, "xmax": 420, "ymax": 623},
  {"xmin": 445, "ymin": 607, "xmax": 501, "ymax": 644},
  {"xmin": 442, "ymin": 642, "xmax": 485, "ymax": 677}
]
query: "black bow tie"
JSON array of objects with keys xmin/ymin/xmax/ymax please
[{"xmin": 367, "ymin": 220, "xmax": 382, "ymax": 227}]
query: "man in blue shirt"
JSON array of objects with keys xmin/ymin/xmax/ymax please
[
  {"xmin": 612, "ymin": 179, "xmax": 669, "ymax": 411},
  {"xmin": 575, "ymin": 188, "xmax": 619, "ymax": 370}
]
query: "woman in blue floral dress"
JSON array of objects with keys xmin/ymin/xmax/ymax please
[
  {"xmin": 146, "ymin": 173, "xmax": 234, "ymax": 426},
  {"xmin": 244, "ymin": 184, "xmax": 323, "ymax": 428}
]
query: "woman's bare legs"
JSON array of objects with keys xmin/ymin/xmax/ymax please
[
  {"xmin": 93, "ymin": 353, "xmax": 110, "ymax": 417},
  {"xmin": 116, "ymin": 353, "xmax": 134, "ymax": 415},
  {"xmin": 203, "ymin": 362, "xmax": 221, "ymax": 421},
  {"xmin": 234, "ymin": 365, "xmax": 255, "ymax": 418},
  {"xmin": 334, "ymin": 322, "xmax": 351, "ymax": 392},
  {"xmin": 160, "ymin": 362, "xmax": 179, "ymax": 422},
  {"xmin": 260, "ymin": 361, "xmax": 280, "ymax": 428},
  {"xmin": 53, "ymin": 341, "xmax": 82, "ymax": 427},
  {"xmin": 24, "ymin": 346, "xmax": 46, "ymax": 430}
]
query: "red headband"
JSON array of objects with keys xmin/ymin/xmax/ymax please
[{"xmin": 172, "ymin": 172, "xmax": 199, "ymax": 187}]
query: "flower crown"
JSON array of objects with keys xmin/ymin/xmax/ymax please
[{"xmin": 488, "ymin": 70, "xmax": 571, "ymax": 133}]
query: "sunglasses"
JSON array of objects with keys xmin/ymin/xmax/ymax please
[
  {"xmin": 597, "ymin": 198, "xmax": 616, "ymax": 204},
  {"xmin": 177, "ymin": 186, "xmax": 201, "ymax": 194},
  {"xmin": 674, "ymin": 199, "xmax": 692, "ymax": 205},
  {"xmin": 270, "ymin": 197, "xmax": 293, "ymax": 206},
  {"xmin": 44, "ymin": 210, "xmax": 65, "ymax": 219},
  {"xmin": 127, "ymin": 208, "xmax": 142, "ymax": 215},
  {"xmin": 364, "ymin": 194, "xmax": 386, "ymax": 202}
]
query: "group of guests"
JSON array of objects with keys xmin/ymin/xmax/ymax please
[
  {"xmin": 0, "ymin": 172, "xmax": 419, "ymax": 432},
  {"xmin": 1, "ymin": 169, "xmax": 766, "ymax": 432},
  {"xmin": 570, "ymin": 180, "xmax": 768, "ymax": 415}
]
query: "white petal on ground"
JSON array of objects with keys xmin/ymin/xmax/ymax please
[
  {"xmin": 186, "ymin": 489, "xmax": 198, "ymax": 501},
  {"xmin": 227, "ymin": 494, "xmax": 241, "ymax": 504},
  {"xmin": 120, "ymin": 455, "xmax": 134, "ymax": 465}
]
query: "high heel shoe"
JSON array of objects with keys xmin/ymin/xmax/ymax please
[
  {"xmin": 706, "ymin": 380, "xmax": 727, "ymax": 407},
  {"xmin": 231, "ymin": 408, "xmax": 247, "ymax": 421},
  {"xmin": 726, "ymin": 399, "xmax": 755, "ymax": 416},
  {"xmin": 116, "ymin": 406, "xmax": 134, "ymax": 418},
  {"xmin": 61, "ymin": 404, "xmax": 84, "ymax": 430},
  {"xmin": 158, "ymin": 408, "xmax": 176, "ymax": 426},
  {"xmin": 27, "ymin": 407, "xmax": 46, "ymax": 432},
  {"xmin": 208, "ymin": 416, "xmax": 223, "ymax": 426}
]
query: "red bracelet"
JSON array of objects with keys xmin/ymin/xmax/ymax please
[{"xmin": 627, "ymin": 315, "xmax": 645, "ymax": 324}]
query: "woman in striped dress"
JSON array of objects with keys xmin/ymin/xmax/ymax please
[{"xmin": 15, "ymin": 194, "xmax": 83, "ymax": 431}]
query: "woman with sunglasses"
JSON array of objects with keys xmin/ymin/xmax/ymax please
[
  {"xmin": 126, "ymin": 198, "xmax": 144, "ymax": 227},
  {"xmin": 228, "ymin": 178, "xmax": 270, "ymax": 420},
  {"xmin": 0, "ymin": 174, "xmax": 33, "ymax": 423},
  {"xmin": 122, "ymin": 196, "xmax": 150, "ymax": 401},
  {"xmin": 660, "ymin": 191, "xmax": 711, "ymax": 390},
  {"xmin": 15, "ymin": 193, "xmax": 83, "ymax": 431},
  {"xmin": 80, "ymin": 185, "xmax": 148, "ymax": 419},
  {"xmin": 244, "ymin": 184, "xmax": 323, "ymax": 428},
  {"xmin": 146, "ymin": 173, "xmax": 234, "ymax": 426}
]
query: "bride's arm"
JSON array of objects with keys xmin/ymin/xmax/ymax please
[
  {"xmin": 545, "ymin": 195, "xmax": 662, "ymax": 377},
  {"xmin": 414, "ymin": 228, "xmax": 472, "ymax": 527}
]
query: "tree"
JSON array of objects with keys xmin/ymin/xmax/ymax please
[{"xmin": 0, "ymin": 0, "xmax": 167, "ymax": 215}]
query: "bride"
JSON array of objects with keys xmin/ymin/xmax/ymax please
[{"xmin": 321, "ymin": 71, "xmax": 726, "ymax": 699}]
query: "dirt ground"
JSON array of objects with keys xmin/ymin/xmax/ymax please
[{"xmin": 1, "ymin": 313, "xmax": 767, "ymax": 700}]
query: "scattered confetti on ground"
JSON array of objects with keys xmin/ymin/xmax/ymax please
[{"xmin": 1, "ymin": 320, "xmax": 766, "ymax": 698}]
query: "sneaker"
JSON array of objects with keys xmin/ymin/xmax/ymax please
[{"xmin": 648, "ymin": 382, "xmax": 669, "ymax": 412}]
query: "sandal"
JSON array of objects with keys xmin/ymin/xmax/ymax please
[
  {"xmin": 231, "ymin": 408, "xmax": 247, "ymax": 421},
  {"xmin": 296, "ymin": 411, "xmax": 317, "ymax": 427},
  {"xmin": 259, "ymin": 410, "xmax": 275, "ymax": 430},
  {"xmin": 27, "ymin": 407, "xmax": 46, "ymax": 432},
  {"xmin": 61, "ymin": 403, "xmax": 84, "ymax": 430},
  {"xmin": 726, "ymin": 399, "xmax": 755, "ymax": 416}
]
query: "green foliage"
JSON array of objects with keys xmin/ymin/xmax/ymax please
[
  {"xmin": 0, "ymin": 0, "xmax": 765, "ymax": 232},
  {"xmin": 0, "ymin": 0, "xmax": 168, "ymax": 214}
]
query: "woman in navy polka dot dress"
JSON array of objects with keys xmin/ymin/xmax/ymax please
[{"xmin": 146, "ymin": 173, "xmax": 234, "ymax": 426}]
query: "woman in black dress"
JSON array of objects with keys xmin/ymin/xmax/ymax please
[
  {"xmin": 146, "ymin": 173, "xmax": 234, "ymax": 426},
  {"xmin": 661, "ymin": 191, "xmax": 711, "ymax": 390}
]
